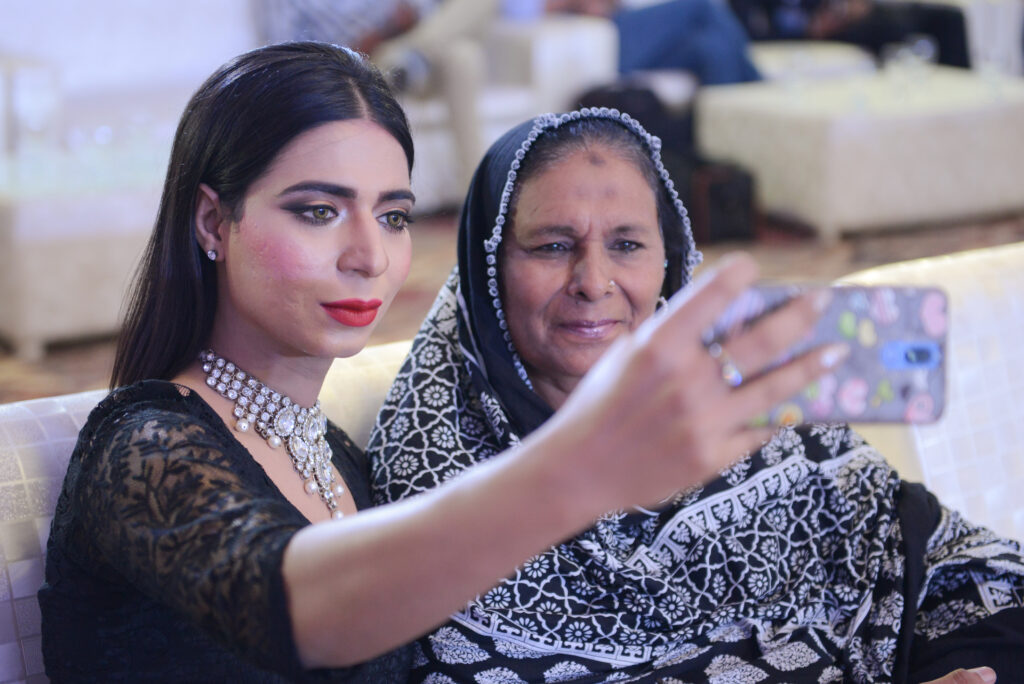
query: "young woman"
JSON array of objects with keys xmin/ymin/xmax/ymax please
[{"xmin": 369, "ymin": 109, "xmax": 1023, "ymax": 682}]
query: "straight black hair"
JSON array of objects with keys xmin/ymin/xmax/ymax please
[{"xmin": 111, "ymin": 42, "xmax": 413, "ymax": 388}]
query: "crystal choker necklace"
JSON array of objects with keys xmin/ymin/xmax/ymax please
[{"xmin": 200, "ymin": 350, "xmax": 344, "ymax": 519}]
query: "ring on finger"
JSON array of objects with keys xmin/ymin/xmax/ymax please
[{"xmin": 707, "ymin": 341, "xmax": 743, "ymax": 387}]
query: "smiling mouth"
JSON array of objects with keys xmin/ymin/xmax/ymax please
[
  {"xmin": 559, "ymin": 319, "xmax": 619, "ymax": 339},
  {"xmin": 322, "ymin": 299, "xmax": 383, "ymax": 328}
]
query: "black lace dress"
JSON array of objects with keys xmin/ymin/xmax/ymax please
[{"xmin": 39, "ymin": 380, "xmax": 412, "ymax": 682}]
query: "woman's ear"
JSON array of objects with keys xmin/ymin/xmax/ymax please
[{"xmin": 195, "ymin": 183, "xmax": 228, "ymax": 260}]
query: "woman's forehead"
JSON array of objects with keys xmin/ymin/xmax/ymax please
[{"xmin": 514, "ymin": 146, "xmax": 657, "ymax": 211}]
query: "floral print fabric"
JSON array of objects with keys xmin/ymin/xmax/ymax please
[{"xmin": 370, "ymin": 276, "xmax": 1024, "ymax": 683}]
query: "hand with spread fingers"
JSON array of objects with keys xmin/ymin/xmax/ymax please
[{"xmin": 546, "ymin": 253, "xmax": 845, "ymax": 512}]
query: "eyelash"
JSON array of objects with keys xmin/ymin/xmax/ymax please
[
  {"xmin": 290, "ymin": 204, "xmax": 337, "ymax": 225},
  {"xmin": 380, "ymin": 210, "xmax": 414, "ymax": 233}
]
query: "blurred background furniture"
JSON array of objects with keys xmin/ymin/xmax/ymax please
[
  {"xmin": 696, "ymin": 67, "xmax": 1024, "ymax": 240},
  {"xmin": 396, "ymin": 13, "xmax": 619, "ymax": 212},
  {"xmin": 0, "ymin": 151, "xmax": 160, "ymax": 361},
  {"xmin": 884, "ymin": 0, "xmax": 1024, "ymax": 74}
]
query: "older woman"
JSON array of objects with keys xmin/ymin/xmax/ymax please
[{"xmin": 369, "ymin": 109, "xmax": 1024, "ymax": 682}]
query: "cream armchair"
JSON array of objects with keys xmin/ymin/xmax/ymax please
[{"xmin": 392, "ymin": 12, "xmax": 620, "ymax": 212}]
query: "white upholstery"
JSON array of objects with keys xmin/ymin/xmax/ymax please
[
  {"xmin": 696, "ymin": 67, "xmax": 1024, "ymax": 240},
  {"xmin": 0, "ymin": 388, "xmax": 104, "ymax": 684},
  {"xmin": 320, "ymin": 339, "xmax": 414, "ymax": 450},
  {"xmin": 844, "ymin": 241, "xmax": 1024, "ymax": 543}
]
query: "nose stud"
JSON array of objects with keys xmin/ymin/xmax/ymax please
[{"xmin": 608, "ymin": 279, "xmax": 617, "ymax": 291}]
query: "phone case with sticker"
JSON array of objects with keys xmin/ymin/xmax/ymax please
[{"xmin": 705, "ymin": 283, "xmax": 948, "ymax": 425}]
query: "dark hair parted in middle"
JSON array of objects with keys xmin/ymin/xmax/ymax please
[{"xmin": 112, "ymin": 42, "xmax": 413, "ymax": 389}]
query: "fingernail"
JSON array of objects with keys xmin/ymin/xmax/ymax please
[
  {"xmin": 969, "ymin": 666, "xmax": 997, "ymax": 684},
  {"xmin": 820, "ymin": 343, "xmax": 850, "ymax": 369},
  {"xmin": 812, "ymin": 288, "xmax": 832, "ymax": 313}
]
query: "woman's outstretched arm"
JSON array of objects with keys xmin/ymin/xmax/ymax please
[{"xmin": 285, "ymin": 254, "xmax": 843, "ymax": 667}]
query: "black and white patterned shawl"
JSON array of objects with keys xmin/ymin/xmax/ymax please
[{"xmin": 368, "ymin": 110, "xmax": 1024, "ymax": 683}]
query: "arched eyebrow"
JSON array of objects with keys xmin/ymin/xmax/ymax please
[{"xmin": 278, "ymin": 181, "xmax": 415, "ymax": 205}]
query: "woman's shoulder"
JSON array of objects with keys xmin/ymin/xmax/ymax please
[{"xmin": 78, "ymin": 379, "xmax": 227, "ymax": 456}]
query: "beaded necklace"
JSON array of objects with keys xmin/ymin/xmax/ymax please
[{"xmin": 200, "ymin": 350, "xmax": 344, "ymax": 519}]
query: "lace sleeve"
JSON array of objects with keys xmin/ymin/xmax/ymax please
[{"xmin": 72, "ymin": 396, "xmax": 309, "ymax": 677}]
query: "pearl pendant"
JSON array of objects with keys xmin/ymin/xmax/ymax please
[
  {"xmin": 235, "ymin": 418, "xmax": 250, "ymax": 432},
  {"xmin": 332, "ymin": 483, "xmax": 345, "ymax": 497},
  {"xmin": 332, "ymin": 510, "xmax": 345, "ymax": 520},
  {"xmin": 304, "ymin": 479, "xmax": 319, "ymax": 495},
  {"xmin": 268, "ymin": 434, "xmax": 282, "ymax": 448}
]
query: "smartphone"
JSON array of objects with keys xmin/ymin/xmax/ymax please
[{"xmin": 703, "ymin": 283, "xmax": 948, "ymax": 425}]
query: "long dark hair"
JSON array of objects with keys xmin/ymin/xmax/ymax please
[{"xmin": 111, "ymin": 42, "xmax": 413, "ymax": 388}]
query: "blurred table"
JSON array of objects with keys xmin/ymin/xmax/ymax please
[
  {"xmin": 0, "ymin": 146, "xmax": 163, "ymax": 359},
  {"xmin": 696, "ymin": 67, "xmax": 1024, "ymax": 240}
]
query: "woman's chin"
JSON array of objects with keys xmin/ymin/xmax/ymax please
[{"xmin": 543, "ymin": 344, "xmax": 612, "ymax": 381}]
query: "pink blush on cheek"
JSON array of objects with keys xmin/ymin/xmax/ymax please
[{"xmin": 246, "ymin": 233, "xmax": 316, "ymax": 280}]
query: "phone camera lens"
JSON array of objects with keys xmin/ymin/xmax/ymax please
[{"xmin": 905, "ymin": 347, "xmax": 931, "ymax": 364}]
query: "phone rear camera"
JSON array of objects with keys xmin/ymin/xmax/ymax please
[{"xmin": 905, "ymin": 347, "xmax": 932, "ymax": 364}]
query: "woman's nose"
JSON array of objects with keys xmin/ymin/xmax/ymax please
[
  {"xmin": 568, "ymin": 251, "xmax": 614, "ymax": 301},
  {"xmin": 337, "ymin": 211, "xmax": 389, "ymax": 277}
]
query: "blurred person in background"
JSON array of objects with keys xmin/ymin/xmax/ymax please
[
  {"xmin": 545, "ymin": 0, "xmax": 761, "ymax": 84},
  {"xmin": 729, "ymin": 0, "xmax": 970, "ymax": 68},
  {"xmin": 258, "ymin": 0, "xmax": 499, "ymax": 188}
]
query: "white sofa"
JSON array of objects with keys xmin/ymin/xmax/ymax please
[{"xmin": 2, "ymin": 242, "xmax": 1021, "ymax": 682}]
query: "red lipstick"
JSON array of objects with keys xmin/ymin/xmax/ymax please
[{"xmin": 322, "ymin": 299, "xmax": 382, "ymax": 327}]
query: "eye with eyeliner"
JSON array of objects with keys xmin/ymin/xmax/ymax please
[
  {"xmin": 380, "ymin": 210, "xmax": 415, "ymax": 233},
  {"xmin": 283, "ymin": 203, "xmax": 339, "ymax": 225}
]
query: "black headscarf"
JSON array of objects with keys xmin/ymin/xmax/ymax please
[{"xmin": 453, "ymin": 109, "xmax": 701, "ymax": 436}]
